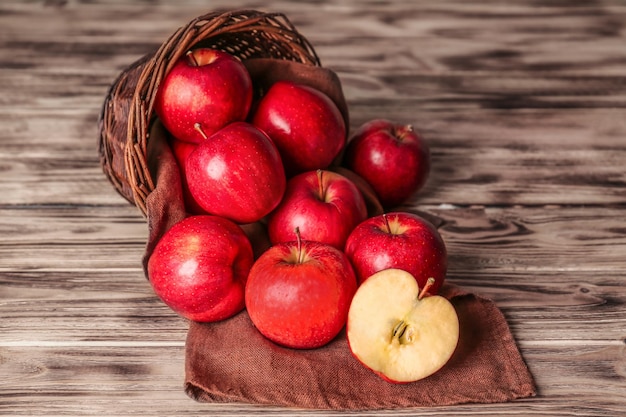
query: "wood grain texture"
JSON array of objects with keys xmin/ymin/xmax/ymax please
[{"xmin": 1, "ymin": 0, "xmax": 625, "ymax": 416}]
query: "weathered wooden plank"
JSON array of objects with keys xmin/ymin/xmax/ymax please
[
  {"xmin": 1, "ymin": 267, "xmax": 624, "ymax": 345},
  {"xmin": 1, "ymin": 0, "xmax": 625, "ymax": 415},
  {"xmin": 2, "ymin": 1, "xmax": 625, "ymax": 76},
  {"xmin": 0, "ymin": 205, "xmax": 144, "ymax": 244},
  {"xmin": 433, "ymin": 206, "xmax": 626, "ymax": 273},
  {"xmin": 1, "ymin": 206, "xmax": 624, "ymax": 345},
  {"xmin": 3, "ymin": 39, "xmax": 625, "ymax": 107},
  {"xmin": 2, "ymin": 1, "xmax": 625, "ymax": 113},
  {"xmin": 0, "ymin": 345, "xmax": 623, "ymax": 416},
  {"xmin": 3, "ymin": 206, "xmax": 624, "ymax": 271},
  {"xmin": 1, "ymin": 0, "xmax": 624, "ymax": 212},
  {"xmin": 2, "ymin": 205, "xmax": 625, "ymax": 273},
  {"xmin": 1, "ymin": 109, "xmax": 625, "ymax": 207},
  {"xmin": 0, "ymin": 284, "xmax": 623, "ymax": 350}
]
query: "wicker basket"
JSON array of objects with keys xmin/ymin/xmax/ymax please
[{"xmin": 98, "ymin": 9, "xmax": 321, "ymax": 215}]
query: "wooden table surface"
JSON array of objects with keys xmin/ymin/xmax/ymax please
[{"xmin": 1, "ymin": 1, "xmax": 625, "ymax": 415}]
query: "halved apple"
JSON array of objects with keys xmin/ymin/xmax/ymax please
[{"xmin": 346, "ymin": 268, "xmax": 459, "ymax": 383}]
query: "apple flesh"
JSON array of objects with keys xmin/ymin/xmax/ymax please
[
  {"xmin": 154, "ymin": 48, "xmax": 252, "ymax": 143},
  {"xmin": 185, "ymin": 122, "xmax": 286, "ymax": 224},
  {"xmin": 147, "ymin": 215, "xmax": 254, "ymax": 323},
  {"xmin": 245, "ymin": 230, "xmax": 357, "ymax": 349},
  {"xmin": 347, "ymin": 268, "xmax": 459, "ymax": 383},
  {"xmin": 345, "ymin": 211, "xmax": 447, "ymax": 293},
  {"xmin": 267, "ymin": 169, "xmax": 368, "ymax": 250},
  {"xmin": 252, "ymin": 80, "xmax": 346, "ymax": 177},
  {"xmin": 342, "ymin": 119, "xmax": 430, "ymax": 208}
]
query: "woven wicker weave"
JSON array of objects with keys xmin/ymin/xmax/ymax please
[{"xmin": 98, "ymin": 9, "xmax": 321, "ymax": 215}]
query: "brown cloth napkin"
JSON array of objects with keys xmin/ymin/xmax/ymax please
[
  {"xmin": 183, "ymin": 285, "xmax": 536, "ymax": 410},
  {"xmin": 135, "ymin": 59, "xmax": 536, "ymax": 410}
]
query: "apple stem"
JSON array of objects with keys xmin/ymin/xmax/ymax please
[
  {"xmin": 294, "ymin": 227, "xmax": 304, "ymax": 264},
  {"xmin": 316, "ymin": 169, "xmax": 325, "ymax": 200},
  {"xmin": 186, "ymin": 50, "xmax": 199, "ymax": 67},
  {"xmin": 395, "ymin": 124, "xmax": 413, "ymax": 142},
  {"xmin": 194, "ymin": 123, "xmax": 208, "ymax": 140},
  {"xmin": 418, "ymin": 277, "xmax": 436, "ymax": 300},
  {"xmin": 382, "ymin": 213, "xmax": 391, "ymax": 234}
]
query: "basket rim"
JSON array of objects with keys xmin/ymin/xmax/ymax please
[{"xmin": 102, "ymin": 9, "xmax": 321, "ymax": 216}]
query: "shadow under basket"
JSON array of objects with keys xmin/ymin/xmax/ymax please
[{"xmin": 97, "ymin": 9, "xmax": 321, "ymax": 216}]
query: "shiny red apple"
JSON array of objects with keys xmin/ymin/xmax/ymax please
[
  {"xmin": 267, "ymin": 169, "xmax": 368, "ymax": 250},
  {"xmin": 185, "ymin": 122, "xmax": 286, "ymax": 224},
  {"xmin": 251, "ymin": 80, "xmax": 346, "ymax": 176},
  {"xmin": 147, "ymin": 215, "xmax": 254, "ymax": 322},
  {"xmin": 245, "ymin": 230, "xmax": 357, "ymax": 349},
  {"xmin": 343, "ymin": 119, "xmax": 430, "ymax": 208},
  {"xmin": 344, "ymin": 211, "xmax": 447, "ymax": 293},
  {"xmin": 154, "ymin": 48, "xmax": 252, "ymax": 143}
]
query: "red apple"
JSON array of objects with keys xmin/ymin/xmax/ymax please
[
  {"xmin": 347, "ymin": 269, "xmax": 459, "ymax": 383},
  {"xmin": 167, "ymin": 136, "xmax": 206, "ymax": 214},
  {"xmin": 185, "ymin": 122, "xmax": 286, "ymax": 224},
  {"xmin": 344, "ymin": 211, "xmax": 447, "ymax": 293},
  {"xmin": 267, "ymin": 169, "xmax": 368, "ymax": 250},
  {"xmin": 342, "ymin": 119, "xmax": 430, "ymax": 208},
  {"xmin": 154, "ymin": 48, "xmax": 252, "ymax": 143},
  {"xmin": 245, "ymin": 230, "xmax": 357, "ymax": 349},
  {"xmin": 251, "ymin": 80, "xmax": 346, "ymax": 176},
  {"xmin": 147, "ymin": 215, "xmax": 254, "ymax": 323}
]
